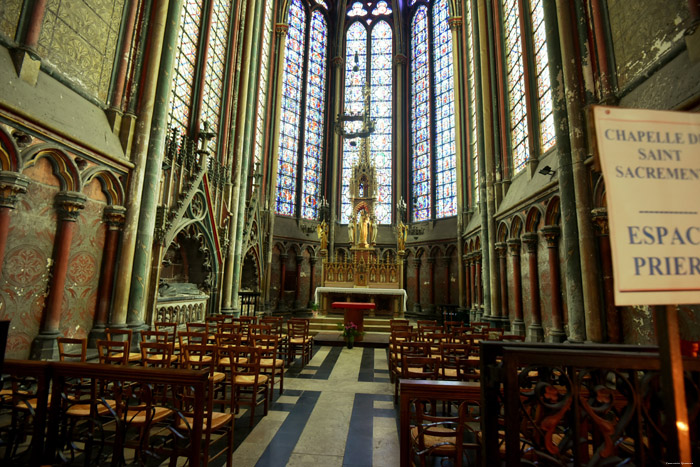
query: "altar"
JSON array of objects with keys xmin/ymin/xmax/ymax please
[{"xmin": 315, "ymin": 287, "xmax": 407, "ymax": 317}]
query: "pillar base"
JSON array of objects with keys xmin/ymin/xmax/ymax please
[
  {"xmin": 88, "ymin": 325, "xmax": 107, "ymax": 347},
  {"xmin": 511, "ymin": 319, "xmax": 526, "ymax": 336},
  {"xmin": 526, "ymin": 324, "xmax": 545, "ymax": 343},
  {"xmin": 496, "ymin": 316, "xmax": 510, "ymax": 330},
  {"xmin": 412, "ymin": 303, "xmax": 422, "ymax": 314},
  {"xmin": 546, "ymin": 329, "xmax": 567, "ymax": 343},
  {"xmin": 30, "ymin": 331, "xmax": 60, "ymax": 360},
  {"xmin": 473, "ymin": 308, "xmax": 483, "ymax": 322}
]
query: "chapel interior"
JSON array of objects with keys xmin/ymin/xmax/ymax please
[{"xmin": 0, "ymin": 0, "xmax": 699, "ymax": 465}]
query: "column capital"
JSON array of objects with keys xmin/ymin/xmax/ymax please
[
  {"xmin": 309, "ymin": 256, "xmax": 317, "ymax": 266},
  {"xmin": 332, "ymin": 56, "xmax": 344, "ymax": 68},
  {"xmin": 56, "ymin": 191, "xmax": 86, "ymax": 222},
  {"xmin": 393, "ymin": 53, "xmax": 408, "ymax": 67},
  {"xmin": 296, "ymin": 254, "xmax": 304, "ymax": 264},
  {"xmin": 279, "ymin": 253, "xmax": 288, "ymax": 261},
  {"xmin": 591, "ymin": 207, "xmax": 609, "ymax": 236},
  {"xmin": 275, "ymin": 23, "xmax": 289, "ymax": 37},
  {"xmin": 104, "ymin": 205, "xmax": 127, "ymax": 230},
  {"xmin": 427, "ymin": 256, "xmax": 436, "ymax": 265},
  {"xmin": 440, "ymin": 256, "xmax": 451, "ymax": 267},
  {"xmin": 462, "ymin": 254, "xmax": 469, "ymax": 264},
  {"xmin": 541, "ymin": 225, "xmax": 560, "ymax": 247},
  {"xmin": 495, "ymin": 241, "xmax": 508, "ymax": 258},
  {"xmin": 448, "ymin": 16, "xmax": 463, "ymax": 31},
  {"xmin": 522, "ymin": 232, "xmax": 539, "ymax": 253},
  {"xmin": 0, "ymin": 171, "xmax": 29, "ymax": 209},
  {"xmin": 507, "ymin": 238, "xmax": 521, "ymax": 255},
  {"xmin": 412, "ymin": 258, "xmax": 421, "ymax": 268}
]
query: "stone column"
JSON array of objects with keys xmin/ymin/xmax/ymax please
[
  {"xmin": 278, "ymin": 253, "xmax": 288, "ymax": 307},
  {"xmin": 412, "ymin": 258, "xmax": 421, "ymax": 313},
  {"xmin": 508, "ymin": 239, "xmax": 525, "ymax": 335},
  {"xmin": 31, "ymin": 191, "xmax": 86, "ymax": 359},
  {"xmin": 469, "ymin": 254, "xmax": 476, "ymax": 321},
  {"xmin": 542, "ymin": 226, "xmax": 566, "ymax": 342},
  {"xmin": 12, "ymin": 0, "xmax": 47, "ymax": 84},
  {"xmin": 427, "ymin": 257, "xmax": 435, "ymax": 312},
  {"xmin": 475, "ymin": 254, "xmax": 483, "ymax": 321},
  {"xmin": 441, "ymin": 256, "xmax": 451, "ymax": 305},
  {"xmin": 495, "ymin": 242, "xmax": 509, "ymax": 329},
  {"xmin": 294, "ymin": 254, "xmax": 303, "ymax": 309},
  {"xmin": 89, "ymin": 206, "xmax": 126, "ymax": 346},
  {"xmin": 308, "ymin": 256, "xmax": 317, "ymax": 307},
  {"xmin": 0, "ymin": 172, "xmax": 29, "ymax": 278},
  {"xmin": 463, "ymin": 254, "xmax": 471, "ymax": 314},
  {"xmin": 523, "ymin": 233, "xmax": 544, "ymax": 342},
  {"xmin": 592, "ymin": 208, "xmax": 620, "ymax": 343}
]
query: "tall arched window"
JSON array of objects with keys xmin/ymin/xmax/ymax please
[
  {"xmin": 168, "ymin": 1, "xmax": 203, "ymax": 133},
  {"xmin": 201, "ymin": 0, "xmax": 232, "ymax": 141},
  {"xmin": 254, "ymin": 0, "xmax": 275, "ymax": 167},
  {"xmin": 409, "ymin": 0, "xmax": 457, "ymax": 222},
  {"xmin": 341, "ymin": 1, "xmax": 394, "ymax": 225},
  {"xmin": 501, "ymin": 0, "xmax": 555, "ymax": 174},
  {"xmin": 275, "ymin": 0, "xmax": 328, "ymax": 219},
  {"xmin": 466, "ymin": 0, "xmax": 479, "ymax": 204}
]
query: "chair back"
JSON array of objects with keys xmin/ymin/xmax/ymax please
[
  {"xmin": 287, "ymin": 319, "xmax": 309, "ymax": 339},
  {"xmin": 248, "ymin": 324, "xmax": 272, "ymax": 340},
  {"xmin": 260, "ymin": 317, "xmax": 283, "ymax": 335},
  {"xmin": 141, "ymin": 330, "xmax": 169, "ymax": 344},
  {"xmin": 215, "ymin": 332, "xmax": 243, "ymax": 348},
  {"xmin": 217, "ymin": 322, "xmax": 242, "ymax": 334},
  {"xmin": 105, "ymin": 328, "xmax": 133, "ymax": 352},
  {"xmin": 181, "ymin": 344, "xmax": 217, "ymax": 374},
  {"xmin": 186, "ymin": 322, "xmax": 209, "ymax": 334},
  {"xmin": 178, "ymin": 331, "xmax": 208, "ymax": 349},
  {"xmin": 401, "ymin": 355, "xmax": 439, "ymax": 380},
  {"xmin": 97, "ymin": 340, "xmax": 129, "ymax": 365},
  {"xmin": 154, "ymin": 322, "xmax": 178, "ymax": 343},
  {"xmin": 57, "ymin": 337, "xmax": 87, "ymax": 362},
  {"xmin": 141, "ymin": 342, "xmax": 174, "ymax": 368}
]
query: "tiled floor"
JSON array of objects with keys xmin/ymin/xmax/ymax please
[{"xmin": 230, "ymin": 345, "xmax": 399, "ymax": 467}]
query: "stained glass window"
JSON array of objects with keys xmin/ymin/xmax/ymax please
[
  {"xmin": 530, "ymin": 0, "xmax": 555, "ymax": 152},
  {"xmin": 370, "ymin": 20, "xmax": 393, "ymax": 224},
  {"xmin": 432, "ymin": 0, "xmax": 457, "ymax": 218},
  {"xmin": 371, "ymin": 1, "xmax": 392, "ymax": 15},
  {"xmin": 167, "ymin": 0, "xmax": 203, "ymax": 132},
  {"xmin": 254, "ymin": 0, "xmax": 274, "ymax": 167},
  {"xmin": 274, "ymin": 0, "xmax": 306, "ymax": 216},
  {"xmin": 466, "ymin": 0, "xmax": 479, "ymax": 204},
  {"xmin": 300, "ymin": 11, "xmax": 328, "ymax": 220},
  {"xmin": 340, "ymin": 21, "xmax": 367, "ymax": 224},
  {"xmin": 410, "ymin": 6, "xmax": 431, "ymax": 222},
  {"xmin": 502, "ymin": 0, "xmax": 529, "ymax": 173},
  {"xmin": 201, "ymin": 0, "xmax": 231, "ymax": 145},
  {"xmin": 409, "ymin": 0, "xmax": 458, "ymax": 221},
  {"xmin": 348, "ymin": 2, "xmax": 368, "ymax": 16}
]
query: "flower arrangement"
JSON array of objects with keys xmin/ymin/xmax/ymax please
[{"xmin": 338, "ymin": 321, "xmax": 363, "ymax": 339}]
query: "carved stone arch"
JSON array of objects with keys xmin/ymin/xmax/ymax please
[
  {"xmin": 593, "ymin": 176, "xmax": 607, "ymax": 208},
  {"xmin": 474, "ymin": 236, "xmax": 481, "ymax": 251},
  {"xmin": 0, "ymin": 126, "xmax": 21, "ymax": 171},
  {"xmin": 497, "ymin": 221, "xmax": 509, "ymax": 243},
  {"xmin": 288, "ymin": 243, "xmax": 303, "ymax": 257},
  {"xmin": 429, "ymin": 245, "xmax": 442, "ymax": 259},
  {"xmin": 510, "ymin": 215, "xmax": 524, "ymax": 239},
  {"xmin": 241, "ymin": 245, "xmax": 262, "ymax": 292},
  {"xmin": 545, "ymin": 196, "xmax": 561, "ymax": 226},
  {"xmin": 525, "ymin": 206, "xmax": 543, "ymax": 233},
  {"xmin": 415, "ymin": 246, "xmax": 427, "ymax": 259},
  {"xmin": 161, "ymin": 222, "xmax": 215, "ymax": 294},
  {"xmin": 81, "ymin": 167, "xmax": 126, "ymax": 205},
  {"xmin": 382, "ymin": 249, "xmax": 396, "ymax": 262},
  {"xmin": 21, "ymin": 145, "xmax": 80, "ymax": 191}
]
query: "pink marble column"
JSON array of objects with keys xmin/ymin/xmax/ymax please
[
  {"xmin": 412, "ymin": 258, "xmax": 421, "ymax": 313},
  {"xmin": 295, "ymin": 254, "xmax": 303, "ymax": 308},
  {"xmin": 278, "ymin": 253, "xmax": 288, "ymax": 306},
  {"xmin": 31, "ymin": 191, "xmax": 86, "ymax": 359},
  {"xmin": 89, "ymin": 206, "xmax": 126, "ymax": 345},
  {"xmin": 508, "ymin": 239, "xmax": 525, "ymax": 335},
  {"xmin": 542, "ymin": 226, "xmax": 566, "ymax": 342},
  {"xmin": 495, "ymin": 242, "xmax": 509, "ymax": 329},
  {"xmin": 523, "ymin": 233, "xmax": 544, "ymax": 342}
]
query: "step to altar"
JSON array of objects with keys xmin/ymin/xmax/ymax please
[{"xmin": 308, "ymin": 316, "xmax": 393, "ymax": 334}]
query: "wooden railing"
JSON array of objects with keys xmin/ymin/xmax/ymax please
[{"xmin": 1, "ymin": 360, "xmax": 209, "ymax": 466}]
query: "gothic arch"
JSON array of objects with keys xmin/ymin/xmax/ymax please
[
  {"xmin": 593, "ymin": 176, "xmax": 607, "ymax": 208},
  {"xmin": 545, "ymin": 196, "xmax": 561, "ymax": 226},
  {"xmin": 525, "ymin": 206, "xmax": 543, "ymax": 233},
  {"xmin": 81, "ymin": 167, "xmax": 125, "ymax": 205},
  {"xmin": 0, "ymin": 127, "xmax": 21, "ymax": 171},
  {"xmin": 510, "ymin": 215, "xmax": 524, "ymax": 239},
  {"xmin": 497, "ymin": 222, "xmax": 509, "ymax": 242},
  {"xmin": 21, "ymin": 145, "xmax": 80, "ymax": 191}
]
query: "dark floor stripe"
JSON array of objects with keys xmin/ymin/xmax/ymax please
[
  {"xmin": 343, "ymin": 393, "xmax": 395, "ymax": 467},
  {"xmin": 312, "ymin": 346, "xmax": 342, "ymax": 379},
  {"xmin": 255, "ymin": 390, "xmax": 321, "ymax": 467},
  {"xmin": 358, "ymin": 347, "xmax": 375, "ymax": 381}
]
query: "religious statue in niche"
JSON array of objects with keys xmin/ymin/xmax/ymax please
[
  {"xmin": 348, "ymin": 220, "xmax": 355, "ymax": 244},
  {"xmin": 397, "ymin": 220, "xmax": 408, "ymax": 252},
  {"xmin": 359, "ymin": 210, "xmax": 370, "ymax": 246},
  {"xmin": 316, "ymin": 220, "xmax": 328, "ymax": 251}
]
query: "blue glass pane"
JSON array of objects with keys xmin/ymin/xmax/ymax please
[
  {"xmin": 503, "ymin": 0, "xmax": 529, "ymax": 172},
  {"xmin": 411, "ymin": 6, "xmax": 431, "ymax": 222},
  {"xmin": 275, "ymin": 0, "xmax": 306, "ymax": 215},
  {"xmin": 254, "ymin": 0, "xmax": 274, "ymax": 166}
]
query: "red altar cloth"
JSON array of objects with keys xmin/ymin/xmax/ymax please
[{"xmin": 332, "ymin": 302, "xmax": 376, "ymax": 342}]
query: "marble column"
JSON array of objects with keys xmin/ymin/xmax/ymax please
[
  {"xmin": 0, "ymin": 172, "xmax": 29, "ymax": 278},
  {"xmin": 542, "ymin": 226, "xmax": 566, "ymax": 342},
  {"xmin": 308, "ymin": 256, "xmax": 317, "ymax": 308},
  {"xmin": 508, "ymin": 239, "xmax": 525, "ymax": 335},
  {"xmin": 412, "ymin": 258, "xmax": 421, "ymax": 313},
  {"xmin": 427, "ymin": 257, "xmax": 436, "ymax": 312},
  {"xmin": 469, "ymin": 254, "xmax": 476, "ymax": 321},
  {"xmin": 523, "ymin": 233, "xmax": 544, "ymax": 342},
  {"xmin": 294, "ymin": 254, "xmax": 303, "ymax": 309},
  {"xmin": 89, "ymin": 206, "xmax": 126, "ymax": 346},
  {"xmin": 495, "ymin": 242, "xmax": 509, "ymax": 330},
  {"xmin": 475, "ymin": 254, "xmax": 483, "ymax": 321},
  {"xmin": 278, "ymin": 253, "xmax": 288, "ymax": 307},
  {"xmin": 463, "ymin": 254, "xmax": 471, "ymax": 315},
  {"xmin": 592, "ymin": 208, "xmax": 620, "ymax": 343},
  {"xmin": 31, "ymin": 191, "xmax": 87, "ymax": 359},
  {"xmin": 441, "ymin": 256, "xmax": 451, "ymax": 305}
]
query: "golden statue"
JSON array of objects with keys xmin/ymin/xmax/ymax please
[
  {"xmin": 397, "ymin": 220, "xmax": 408, "ymax": 252},
  {"xmin": 359, "ymin": 210, "xmax": 370, "ymax": 245},
  {"xmin": 316, "ymin": 220, "xmax": 328, "ymax": 251}
]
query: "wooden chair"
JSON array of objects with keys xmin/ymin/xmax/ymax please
[
  {"xmin": 219, "ymin": 345, "xmax": 269, "ymax": 427},
  {"xmin": 409, "ymin": 400, "xmax": 481, "ymax": 467},
  {"xmin": 96, "ymin": 340, "xmax": 129, "ymax": 365},
  {"xmin": 388, "ymin": 330, "xmax": 418, "ymax": 384},
  {"xmin": 140, "ymin": 341, "xmax": 176, "ymax": 368},
  {"xmin": 252, "ymin": 333, "xmax": 284, "ymax": 400},
  {"xmin": 394, "ymin": 341, "xmax": 431, "ymax": 401},
  {"xmin": 154, "ymin": 321, "xmax": 179, "ymax": 346},
  {"xmin": 439, "ymin": 343, "xmax": 471, "ymax": 381},
  {"xmin": 57, "ymin": 337, "xmax": 87, "ymax": 362},
  {"xmin": 140, "ymin": 330, "xmax": 169, "ymax": 344},
  {"xmin": 105, "ymin": 329, "xmax": 141, "ymax": 363},
  {"xmin": 286, "ymin": 318, "xmax": 312, "ymax": 367},
  {"xmin": 260, "ymin": 316, "xmax": 287, "ymax": 363}
]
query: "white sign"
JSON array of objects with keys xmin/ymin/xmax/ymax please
[{"xmin": 592, "ymin": 106, "xmax": 700, "ymax": 305}]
